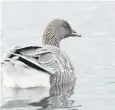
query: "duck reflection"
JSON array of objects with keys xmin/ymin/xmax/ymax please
[
  {"xmin": 1, "ymin": 78, "xmax": 81, "ymax": 110},
  {"xmin": 1, "ymin": 86, "xmax": 49, "ymax": 109},
  {"xmin": 29, "ymin": 79, "xmax": 78, "ymax": 109}
]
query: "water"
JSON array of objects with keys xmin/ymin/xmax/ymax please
[
  {"xmin": 1, "ymin": 80, "xmax": 79, "ymax": 110},
  {"xmin": 1, "ymin": 1, "xmax": 115, "ymax": 110}
]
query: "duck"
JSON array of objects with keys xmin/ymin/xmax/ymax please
[{"xmin": 1, "ymin": 19, "xmax": 81, "ymax": 88}]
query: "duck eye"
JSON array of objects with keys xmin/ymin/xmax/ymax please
[{"xmin": 63, "ymin": 24, "xmax": 68, "ymax": 29}]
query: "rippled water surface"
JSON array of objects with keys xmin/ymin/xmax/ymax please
[{"xmin": 1, "ymin": 1, "xmax": 115, "ymax": 110}]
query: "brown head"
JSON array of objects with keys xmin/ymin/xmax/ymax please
[{"xmin": 42, "ymin": 19, "xmax": 81, "ymax": 47}]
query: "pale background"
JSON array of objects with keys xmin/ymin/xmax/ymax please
[{"xmin": 1, "ymin": 1, "xmax": 115, "ymax": 110}]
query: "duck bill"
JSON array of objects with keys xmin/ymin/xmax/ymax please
[{"xmin": 70, "ymin": 29, "xmax": 81, "ymax": 37}]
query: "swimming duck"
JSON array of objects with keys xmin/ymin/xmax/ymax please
[{"xmin": 2, "ymin": 19, "xmax": 81, "ymax": 88}]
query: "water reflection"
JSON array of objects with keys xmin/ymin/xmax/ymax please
[
  {"xmin": 1, "ymin": 86, "xmax": 49, "ymax": 109},
  {"xmin": 1, "ymin": 78, "xmax": 81, "ymax": 110},
  {"xmin": 29, "ymin": 79, "xmax": 81, "ymax": 110}
]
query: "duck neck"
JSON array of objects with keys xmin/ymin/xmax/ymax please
[{"xmin": 42, "ymin": 35, "xmax": 61, "ymax": 48}]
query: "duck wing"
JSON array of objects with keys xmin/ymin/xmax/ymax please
[
  {"xmin": 3, "ymin": 45, "xmax": 73, "ymax": 76},
  {"xmin": 3, "ymin": 46, "xmax": 57, "ymax": 75}
]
